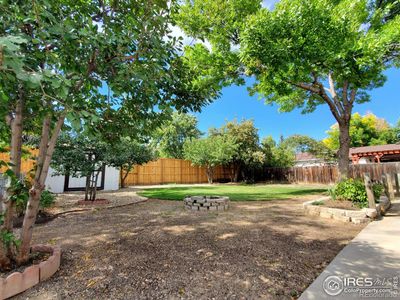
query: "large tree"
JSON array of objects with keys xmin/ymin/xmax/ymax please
[
  {"xmin": 240, "ymin": 0, "xmax": 400, "ymax": 178},
  {"xmin": 175, "ymin": 0, "xmax": 261, "ymax": 91},
  {"xmin": 152, "ymin": 112, "xmax": 201, "ymax": 159},
  {"xmin": 0, "ymin": 0, "xmax": 217, "ymax": 269}
]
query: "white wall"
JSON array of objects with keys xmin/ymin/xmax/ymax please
[
  {"xmin": 359, "ymin": 157, "xmax": 374, "ymax": 164},
  {"xmin": 45, "ymin": 166, "xmax": 120, "ymax": 193},
  {"xmin": 45, "ymin": 167, "xmax": 65, "ymax": 194},
  {"xmin": 104, "ymin": 166, "xmax": 120, "ymax": 191}
]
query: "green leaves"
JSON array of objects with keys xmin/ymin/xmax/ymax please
[
  {"xmin": 152, "ymin": 112, "xmax": 202, "ymax": 159},
  {"xmin": 323, "ymin": 113, "xmax": 398, "ymax": 150},
  {"xmin": 0, "ymin": 230, "xmax": 21, "ymax": 248},
  {"xmin": 184, "ymin": 135, "xmax": 238, "ymax": 168}
]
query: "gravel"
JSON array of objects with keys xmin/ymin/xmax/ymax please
[{"xmin": 15, "ymin": 194, "xmax": 364, "ymax": 300}]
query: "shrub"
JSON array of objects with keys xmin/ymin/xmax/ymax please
[
  {"xmin": 16, "ymin": 189, "xmax": 56, "ymax": 216},
  {"xmin": 331, "ymin": 178, "xmax": 383, "ymax": 208}
]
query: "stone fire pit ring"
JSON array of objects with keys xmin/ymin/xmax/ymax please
[{"xmin": 184, "ymin": 196, "xmax": 230, "ymax": 211}]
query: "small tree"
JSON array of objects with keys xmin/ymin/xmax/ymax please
[
  {"xmin": 261, "ymin": 136, "xmax": 295, "ymax": 168},
  {"xmin": 52, "ymin": 134, "xmax": 109, "ymax": 201},
  {"xmin": 183, "ymin": 135, "xmax": 237, "ymax": 183},
  {"xmin": 107, "ymin": 138, "xmax": 155, "ymax": 188},
  {"xmin": 210, "ymin": 119, "xmax": 263, "ymax": 182},
  {"xmin": 282, "ymin": 135, "xmax": 336, "ymax": 162}
]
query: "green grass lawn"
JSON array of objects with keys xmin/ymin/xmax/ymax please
[{"xmin": 137, "ymin": 184, "xmax": 327, "ymax": 201}]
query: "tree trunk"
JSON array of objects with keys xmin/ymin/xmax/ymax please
[
  {"xmin": 85, "ymin": 175, "xmax": 90, "ymax": 201},
  {"xmin": 120, "ymin": 169, "xmax": 125, "ymax": 188},
  {"xmin": 206, "ymin": 166, "xmax": 214, "ymax": 184},
  {"xmin": 16, "ymin": 114, "xmax": 64, "ymax": 265},
  {"xmin": 91, "ymin": 169, "xmax": 101, "ymax": 201},
  {"xmin": 3, "ymin": 93, "xmax": 24, "ymax": 232},
  {"xmin": 337, "ymin": 120, "xmax": 351, "ymax": 180},
  {"xmin": 232, "ymin": 163, "xmax": 240, "ymax": 183},
  {"xmin": 121, "ymin": 165, "xmax": 133, "ymax": 188},
  {"xmin": 0, "ymin": 91, "xmax": 24, "ymax": 269}
]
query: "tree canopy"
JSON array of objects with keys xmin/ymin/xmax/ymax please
[
  {"xmin": 210, "ymin": 119, "xmax": 264, "ymax": 181},
  {"xmin": 152, "ymin": 112, "xmax": 201, "ymax": 159},
  {"xmin": 323, "ymin": 113, "xmax": 400, "ymax": 149},
  {"xmin": 239, "ymin": 0, "xmax": 400, "ymax": 177},
  {"xmin": 183, "ymin": 135, "xmax": 237, "ymax": 183},
  {"xmin": 261, "ymin": 136, "xmax": 295, "ymax": 168},
  {"xmin": 0, "ymin": 0, "xmax": 221, "ymax": 269},
  {"xmin": 107, "ymin": 138, "xmax": 155, "ymax": 188}
]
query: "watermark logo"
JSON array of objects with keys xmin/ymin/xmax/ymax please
[
  {"xmin": 323, "ymin": 276, "xmax": 344, "ymax": 296},
  {"xmin": 322, "ymin": 275, "xmax": 399, "ymax": 298}
]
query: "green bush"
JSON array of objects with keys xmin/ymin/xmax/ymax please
[
  {"xmin": 331, "ymin": 178, "xmax": 383, "ymax": 208},
  {"xmin": 16, "ymin": 189, "xmax": 56, "ymax": 216}
]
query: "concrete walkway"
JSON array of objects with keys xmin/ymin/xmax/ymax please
[{"xmin": 300, "ymin": 200, "xmax": 400, "ymax": 300}]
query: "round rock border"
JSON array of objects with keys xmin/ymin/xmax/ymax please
[
  {"xmin": 303, "ymin": 196, "xmax": 391, "ymax": 224},
  {"xmin": 184, "ymin": 196, "xmax": 230, "ymax": 211},
  {"xmin": 0, "ymin": 244, "xmax": 61, "ymax": 299}
]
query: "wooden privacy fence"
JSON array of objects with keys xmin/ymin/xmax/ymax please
[
  {"xmin": 0, "ymin": 150, "xmax": 38, "ymax": 174},
  {"xmin": 124, "ymin": 158, "xmax": 232, "ymax": 186},
  {"xmin": 263, "ymin": 162, "xmax": 400, "ymax": 185}
]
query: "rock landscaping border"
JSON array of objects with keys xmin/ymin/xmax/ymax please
[
  {"xmin": 0, "ymin": 244, "xmax": 61, "ymax": 299},
  {"xmin": 184, "ymin": 196, "xmax": 229, "ymax": 211},
  {"xmin": 303, "ymin": 196, "xmax": 391, "ymax": 224}
]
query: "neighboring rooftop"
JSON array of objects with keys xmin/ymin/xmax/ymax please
[
  {"xmin": 349, "ymin": 144, "xmax": 400, "ymax": 156},
  {"xmin": 295, "ymin": 152, "xmax": 318, "ymax": 161}
]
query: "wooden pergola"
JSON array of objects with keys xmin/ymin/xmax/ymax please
[{"xmin": 350, "ymin": 144, "xmax": 400, "ymax": 164}]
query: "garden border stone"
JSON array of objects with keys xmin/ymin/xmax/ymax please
[
  {"xmin": 303, "ymin": 196, "xmax": 391, "ymax": 224},
  {"xmin": 0, "ymin": 244, "xmax": 61, "ymax": 299}
]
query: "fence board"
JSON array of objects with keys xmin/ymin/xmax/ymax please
[
  {"xmin": 0, "ymin": 149, "xmax": 38, "ymax": 174},
  {"xmin": 124, "ymin": 158, "xmax": 231, "ymax": 186},
  {"xmin": 263, "ymin": 162, "xmax": 400, "ymax": 188}
]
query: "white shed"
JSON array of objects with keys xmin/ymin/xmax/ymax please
[{"xmin": 45, "ymin": 166, "xmax": 120, "ymax": 194}]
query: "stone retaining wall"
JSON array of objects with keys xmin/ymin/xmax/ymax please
[
  {"xmin": 303, "ymin": 196, "xmax": 391, "ymax": 224},
  {"xmin": 0, "ymin": 245, "xmax": 61, "ymax": 299},
  {"xmin": 184, "ymin": 196, "xmax": 229, "ymax": 211}
]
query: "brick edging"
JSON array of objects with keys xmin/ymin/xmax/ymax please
[
  {"xmin": 303, "ymin": 196, "xmax": 391, "ymax": 224},
  {"xmin": 0, "ymin": 244, "xmax": 61, "ymax": 299}
]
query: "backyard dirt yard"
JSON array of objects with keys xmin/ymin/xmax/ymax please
[{"xmin": 16, "ymin": 191, "xmax": 364, "ymax": 300}]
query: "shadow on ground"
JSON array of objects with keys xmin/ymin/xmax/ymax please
[{"xmin": 16, "ymin": 197, "xmax": 364, "ymax": 300}]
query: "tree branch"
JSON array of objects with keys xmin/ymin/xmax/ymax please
[
  {"xmin": 342, "ymin": 80, "xmax": 349, "ymax": 106},
  {"xmin": 327, "ymin": 72, "xmax": 345, "ymax": 116},
  {"xmin": 287, "ymin": 81, "xmax": 320, "ymax": 94},
  {"xmin": 287, "ymin": 78, "xmax": 341, "ymax": 122}
]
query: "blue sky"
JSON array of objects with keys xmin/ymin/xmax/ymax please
[{"xmin": 194, "ymin": 67, "xmax": 400, "ymax": 141}]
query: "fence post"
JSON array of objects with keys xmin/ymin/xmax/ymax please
[
  {"xmin": 396, "ymin": 173, "xmax": 400, "ymax": 197},
  {"xmin": 363, "ymin": 173, "xmax": 376, "ymax": 209},
  {"xmin": 384, "ymin": 173, "xmax": 395, "ymax": 201}
]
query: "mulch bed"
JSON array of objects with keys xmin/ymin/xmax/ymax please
[
  {"xmin": 77, "ymin": 199, "xmax": 110, "ymax": 206},
  {"xmin": 0, "ymin": 251, "xmax": 51, "ymax": 277},
  {"xmin": 321, "ymin": 199, "xmax": 361, "ymax": 210},
  {"xmin": 14, "ymin": 211, "xmax": 56, "ymax": 228},
  {"xmin": 15, "ymin": 197, "xmax": 365, "ymax": 300}
]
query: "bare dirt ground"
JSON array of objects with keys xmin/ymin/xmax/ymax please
[
  {"xmin": 47, "ymin": 189, "xmax": 147, "ymax": 214},
  {"xmin": 15, "ymin": 194, "xmax": 364, "ymax": 300},
  {"xmin": 321, "ymin": 199, "xmax": 361, "ymax": 210}
]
